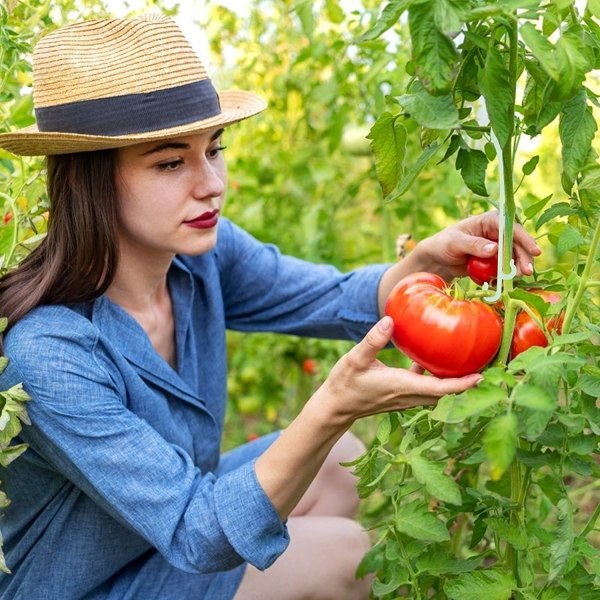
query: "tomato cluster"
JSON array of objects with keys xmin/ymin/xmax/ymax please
[{"xmin": 385, "ymin": 267, "xmax": 563, "ymax": 378}]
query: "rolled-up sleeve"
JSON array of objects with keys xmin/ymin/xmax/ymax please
[
  {"xmin": 215, "ymin": 218, "xmax": 390, "ymax": 340},
  {"xmin": 2, "ymin": 319, "xmax": 289, "ymax": 574}
]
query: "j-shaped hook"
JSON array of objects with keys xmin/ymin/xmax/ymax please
[{"xmin": 482, "ymin": 128, "xmax": 516, "ymax": 303}]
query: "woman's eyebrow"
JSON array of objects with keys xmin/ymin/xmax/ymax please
[
  {"xmin": 140, "ymin": 142, "xmax": 190, "ymax": 156},
  {"xmin": 139, "ymin": 129, "xmax": 224, "ymax": 156}
]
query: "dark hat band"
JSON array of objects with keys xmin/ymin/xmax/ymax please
[{"xmin": 35, "ymin": 79, "xmax": 221, "ymax": 136}]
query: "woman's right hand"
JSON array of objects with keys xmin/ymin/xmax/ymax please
[{"xmin": 310, "ymin": 316, "xmax": 484, "ymax": 428}]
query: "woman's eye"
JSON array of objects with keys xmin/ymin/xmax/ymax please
[
  {"xmin": 208, "ymin": 145, "xmax": 227, "ymax": 159},
  {"xmin": 157, "ymin": 159, "xmax": 183, "ymax": 171}
]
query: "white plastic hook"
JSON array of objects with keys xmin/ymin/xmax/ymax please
[{"xmin": 482, "ymin": 129, "xmax": 516, "ymax": 303}]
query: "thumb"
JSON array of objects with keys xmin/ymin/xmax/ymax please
[{"xmin": 349, "ymin": 316, "xmax": 394, "ymax": 369}]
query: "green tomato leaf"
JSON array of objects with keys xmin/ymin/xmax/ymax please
[
  {"xmin": 513, "ymin": 383, "xmax": 556, "ymax": 411},
  {"xmin": 522, "ymin": 155, "xmax": 540, "ymax": 176},
  {"xmin": 444, "ymin": 568, "xmax": 516, "ymax": 600},
  {"xmin": 456, "ymin": 148, "xmax": 489, "ymax": 196},
  {"xmin": 367, "ymin": 112, "xmax": 407, "ymax": 197},
  {"xmin": 578, "ymin": 374, "xmax": 600, "ymax": 397},
  {"xmin": 549, "ymin": 497, "xmax": 574, "ymax": 582},
  {"xmin": 395, "ymin": 501, "xmax": 450, "ymax": 542},
  {"xmin": 479, "ymin": 45, "xmax": 514, "ymax": 148},
  {"xmin": 407, "ymin": 453, "xmax": 462, "ymax": 504},
  {"xmin": 483, "ymin": 413, "xmax": 518, "ymax": 481},
  {"xmin": 535, "ymin": 201, "xmax": 577, "ymax": 230},
  {"xmin": 386, "ymin": 141, "xmax": 442, "ymax": 200},
  {"xmin": 520, "ymin": 23, "xmax": 560, "ymax": 79},
  {"xmin": 431, "ymin": 384, "xmax": 507, "ymax": 423},
  {"xmin": 397, "ymin": 81, "xmax": 459, "ymax": 129},
  {"xmin": 484, "ymin": 517, "xmax": 528, "ymax": 550},
  {"xmin": 523, "ymin": 193, "xmax": 553, "ymax": 220},
  {"xmin": 553, "ymin": 29, "xmax": 593, "ymax": 101},
  {"xmin": 409, "ymin": 0, "xmax": 458, "ymax": 95},
  {"xmin": 416, "ymin": 549, "xmax": 481, "ymax": 575},
  {"xmin": 354, "ymin": 0, "xmax": 411, "ymax": 43},
  {"xmin": 556, "ymin": 224, "xmax": 584, "ymax": 255},
  {"xmin": 559, "ymin": 90, "xmax": 597, "ymax": 193}
]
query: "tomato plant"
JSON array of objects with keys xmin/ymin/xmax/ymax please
[
  {"xmin": 350, "ymin": 1, "xmax": 600, "ymax": 598},
  {"xmin": 385, "ymin": 272, "xmax": 502, "ymax": 377},
  {"xmin": 467, "ymin": 253, "xmax": 498, "ymax": 285}
]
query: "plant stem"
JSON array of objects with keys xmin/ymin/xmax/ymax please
[
  {"xmin": 562, "ymin": 217, "xmax": 600, "ymax": 333},
  {"xmin": 495, "ymin": 298, "xmax": 517, "ymax": 366}
]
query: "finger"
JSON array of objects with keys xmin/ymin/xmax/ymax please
[
  {"xmin": 513, "ymin": 245, "xmax": 533, "ymax": 277},
  {"xmin": 409, "ymin": 362, "xmax": 425, "ymax": 374},
  {"xmin": 457, "ymin": 231, "xmax": 498, "ymax": 258},
  {"xmin": 348, "ymin": 316, "xmax": 394, "ymax": 370},
  {"xmin": 401, "ymin": 370, "xmax": 483, "ymax": 397},
  {"xmin": 513, "ymin": 222, "xmax": 542, "ymax": 257}
]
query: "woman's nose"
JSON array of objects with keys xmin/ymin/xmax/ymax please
[{"xmin": 191, "ymin": 159, "xmax": 226, "ymax": 200}]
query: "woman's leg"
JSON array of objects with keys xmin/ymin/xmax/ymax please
[{"xmin": 234, "ymin": 431, "xmax": 373, "ymax": 600}]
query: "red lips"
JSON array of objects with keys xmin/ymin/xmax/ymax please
[{"xmin": 184, "ymin": 209, "xmax": 219, "ymax": 229}]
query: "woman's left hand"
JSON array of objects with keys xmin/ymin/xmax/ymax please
[{"xmin": 416, "ymin": 210, "xmax": 541, "ymax": 281}]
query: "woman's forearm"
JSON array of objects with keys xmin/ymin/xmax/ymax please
[{"xmin": 254, "ymin": 397, "xmax": 349, "ymax": 520}]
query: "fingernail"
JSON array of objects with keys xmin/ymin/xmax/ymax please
[
  {"xmin": 527, "ymin": 262, "xmax": 533, "ymax": 274},
  {"xmin": 379, "ymin": 316, "xmax": 392, "ymax": 332},
  {"xmin": 483, "ymin": 242, "xmax": 497, "ymax": 254}
]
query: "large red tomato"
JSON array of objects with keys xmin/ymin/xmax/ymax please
[
  {"xmin": 385, "ymin": 272, "xmax": 503, "ymax": 378},
  {"xmin": 510, "ymin": 290, "xmax": 563, "ymax": 358},
  {"xmin": 467, "ymin": 254, "xmax": 498, "ymax": 285}
]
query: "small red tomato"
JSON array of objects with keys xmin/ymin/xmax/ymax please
[
  {"xmin": 246, "ymin": 432, "xmax": 259, "ymax": 442},
  {"xmin": 510, "ymin": 290, "xmax": 563, "ymax": 358},
  {"xmin": 3, "ymin": 212, "xmax": 13, "ymax": 225},
  {"xmin": 467, "ymin": 254, "xmax": 498, "ymax": 285},
  {"xmin": 385, "ymin": 272, "xmax": 503, "ymax": 377},
  {"xmin": 302, "ymin": 358, "xmax": 318, "ymax": 376}
]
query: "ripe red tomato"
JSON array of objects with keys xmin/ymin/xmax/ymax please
[
  {"xmin": 467, "ymin": 254, "xmax": 498, "ymax": 285},
  {"xmin": 385, "ymin": 272, "xmax": 503, "ymax": 378},
  {"xmin": 302, "ymin": 358, "xmax": 318, "ymax": 376},
  {"xmin": 510, "ymin": 290, "xmax": 563, "ymax": 358}
]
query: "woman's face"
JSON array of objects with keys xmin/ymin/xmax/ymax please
[{"xmin": 114, "ymin": 129, "xmax": 227, "ymax": 260}]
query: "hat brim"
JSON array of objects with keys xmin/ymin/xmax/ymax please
[{"xmin": 0, "ymin": 90, "xmax": 267, "ymax": 156}]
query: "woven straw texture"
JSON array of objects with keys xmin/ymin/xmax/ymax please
[{"xmin": 0, "ymin": 14, "xmax": 267, "ymax": 156}]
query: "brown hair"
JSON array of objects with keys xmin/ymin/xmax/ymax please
[{"xmin": 0, "ymin": 150, "xmax": 119, "ymax": 331}]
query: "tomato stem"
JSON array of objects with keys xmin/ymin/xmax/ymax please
[{"xmin": 562, "ymin": 217, "xmax": 600, "ymax": 334}]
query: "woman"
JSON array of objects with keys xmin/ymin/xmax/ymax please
[{"xmin": 0, "ymin": 14, "xmax": 540, "ymax": 600}]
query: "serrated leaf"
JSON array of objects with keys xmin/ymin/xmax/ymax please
[
  {"xmin": 559, "ymin": 90, "xmax": 597, "ymax": 193},
  {"xmin": 407, "ymin": 453, "xmax": 462, "ymax": 504},
  {"xmin": 386, "ymin": 141, "xmax": 442, "ymax": 200},
  {"xmin": 445, "ymin": 568, "xmax": 516, "ymax": 600},
  {"xmin": 484, "ymin": 517, "xmax": 528, "ymax": 550},
  {"xmin": 479, "ymin": 45, "xmax": 514, "ymax": 148},
  {"xmin": 520, "ymin": 23, "xmax": 560, "ymax": 79},
  {"xmin": 556, "ymin": 224, "xmax": 584, "ymax": 255},
  {"xmin": 416, "ymin": 549, "xmax": 481, "ymax": 575},
  {"xmin": 484, "ymin": 413, "xmax": 518, "ymax": 481},
  {"xmin": 409, "ymin": 1, "xmax": 458, "ymax": 95},
  {"xmin": 367, "ymin": 112, "xmax": 407, "ymax": 197},
  {"xmin": 535, "ymin": 202, "xmax": 576, "ymax": 229},
  {"xmin": 376, "ymin": 413, "xmax": 393, "ymax": 444},
  {"xmin": 431, "ymin": 384, "xmax": 506, "ymax": 423},
  {"xmin": 554, "ymin": 30, "xmax": 593, "ymax": 101},
  {"xmin": 549, "ymin": 497, "xmax": 574, "ymax": 582},
  {"xmin": 433, "ymin": 0, "xmax": 465, "ymax": 35},
  {"xmin": 397, "ymin": 81, "xmax": 459, "ymax": 129},
  {"xmin": 457, "ymin": 148, "xmax": 489, "ymax": 196},
  {"xmin": 513, "ymin": 383, "xmax": 556, "ymax": 411},
  {"xmin": 355, "ymin": 0, "xmax": 411, "ymax": 42},
  {"xmin": 438, "ymin": 133, "xmax": 461, "ymax": 164},
  {"xmin": 578, "ymin": 374, "xmax": 600, "ymax": 397},
  {"xmin": 395, "ymin": 502, "xmax": 450, "ymax": 542}
]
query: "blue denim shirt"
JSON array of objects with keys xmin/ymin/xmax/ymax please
[{"xmin": 0, "ymin": 218, "xmax": 388, "ymax": 599}]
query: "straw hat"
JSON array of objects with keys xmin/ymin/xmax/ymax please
[{"xmin": 0, "ymin": 14, "xmax": 267, "ymax": 156}]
